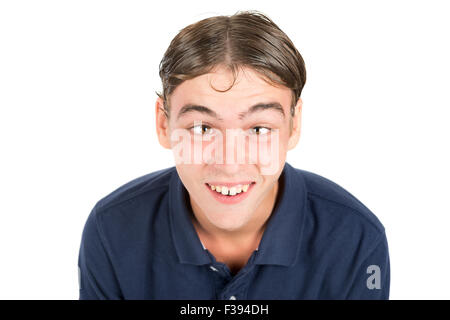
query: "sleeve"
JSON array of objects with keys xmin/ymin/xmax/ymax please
[
  {"xmin": 78, "ymin": 205, "xmax": 123, "ymax": 300},
  {"xmin": 344, "ymin": 231, "xmax": 391, "ymax": 300}
]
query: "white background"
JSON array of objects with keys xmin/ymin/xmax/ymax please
[{"xmin": 0, "ymin": 0, "xmax": 449, "ymax": 299}]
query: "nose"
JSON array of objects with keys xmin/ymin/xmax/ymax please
[
  {"xmin": 224, "ymin": 128, "xmax": 250, "ymax": 165},
  {"xmin": 204, "ymin": 128, "xmax": 249, "ymax": 171}
]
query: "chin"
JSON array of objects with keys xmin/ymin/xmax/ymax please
[{"xmin": 205, "ymin": 211, "xmax": 250, "ymax": 232}]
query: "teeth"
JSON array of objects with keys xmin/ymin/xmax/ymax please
[
  {"xmin": 221, "ymin": 186, "xmax": 228, "ymax": 195},
  {"xmin": 208, "ymin": 183, "xmax": 251, "ymax": 196}
]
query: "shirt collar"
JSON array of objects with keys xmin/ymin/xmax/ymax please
[
  {"xmin": 168, "ymin": 169, "xmax": 211, "ymax": 265},
  {"xmin": 168, "ymin": 161, "xmax": 307, "ymax": 267},
  {"xmin": 253, "ymin": 162, "xmax": 307, "ymax": 266}
]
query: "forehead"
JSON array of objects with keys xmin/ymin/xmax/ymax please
[{"xmin": 169, "ymin": 66, "xmax": 291, "ymax": 115}]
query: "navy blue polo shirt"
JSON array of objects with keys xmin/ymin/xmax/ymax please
[{"xmin": 78, "ymin": 162, "xmax": 390, "ymax": 300}]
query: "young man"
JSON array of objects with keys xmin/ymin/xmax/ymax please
[{"xmin": 78, "ymin": 11, "xmax": 390, "ymax": 300}]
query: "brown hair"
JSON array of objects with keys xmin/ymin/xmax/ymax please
[{"xmin": 156, "ymin": 10, "xmax": 306, "ymax": 120}]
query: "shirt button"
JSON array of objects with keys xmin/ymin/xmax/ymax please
[
  {"xmin": 209, "ymin": 266, "xmax": 219, "ymax": 272},
  {"xmin": 229, "ymin": 295, "xmax": 237, "ymax": 300}
]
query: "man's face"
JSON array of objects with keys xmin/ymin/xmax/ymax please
[{"xmin": 156, "ymin": 65, "xmax": 302, "ymax": 232}]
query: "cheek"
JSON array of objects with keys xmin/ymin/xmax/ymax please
[
  {"xmin": 254, "ymin": 130, "xmax": 289, "ymax": 175},
  {"xmin": 273, "ymin": 129, "xmax": 291, "ymax": 157},
  {"xmin": 176, "ymin": 164, "xmax": 203, "ymax": 188}
]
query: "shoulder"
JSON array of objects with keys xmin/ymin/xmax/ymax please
[
  {"xmin": 288, "ymin": 166, "xmax": 388, "ymax": 274},
  {"xmin": 299, "ymin": 168, "xmax": 384, "ymax": 232},
  {"xmin": 79, "ymin": 166, "xmax": 177, "ymax": 287},
  {"xmin": 95, "ymin": 166, "xmax": 175, "ymax": 212},
  {"xmin": 285, "ymin": 166, "xmax": 390, "ymax": 298},
  {"xmin": 287, "ymin": 165, "xmax": 385, "ymax": 243},
  {"xmin": 88, "ymin": 166, "xmax": 176, "ymax": 229}
]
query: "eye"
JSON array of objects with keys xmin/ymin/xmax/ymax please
[
  {"xmin": 190, "ymin": 124, "xmax": 214, "ymax": 135},
  {"xmin": 250, "ymin": 126, "xmax": 271, "ymax": 135}
]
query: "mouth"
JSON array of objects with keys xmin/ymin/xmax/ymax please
[{"xmin": 204, "ymin": 181, "xmax": 256, "ymax": 205}]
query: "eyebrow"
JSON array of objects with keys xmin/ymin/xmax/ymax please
[{"xmin": 176, "ymin": 102, "xmax": 286, "ymax": 121}]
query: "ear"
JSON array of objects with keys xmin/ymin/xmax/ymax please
[
  {"xmin": 287, "ymin": 98, "xmax": 303, "ymax": 151},
  {"xmin": 155, "ymin": 97, "xmax": 171, "ymax": 149}
]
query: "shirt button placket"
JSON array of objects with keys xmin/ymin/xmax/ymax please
[{"xmin": 209, "ymin": 265, "xmax": 219, "ymax": 272}]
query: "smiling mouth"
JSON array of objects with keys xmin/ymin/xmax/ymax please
[{"xmin": 205, "ymin": 182, "xmax": 256, "ymax": 196}]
